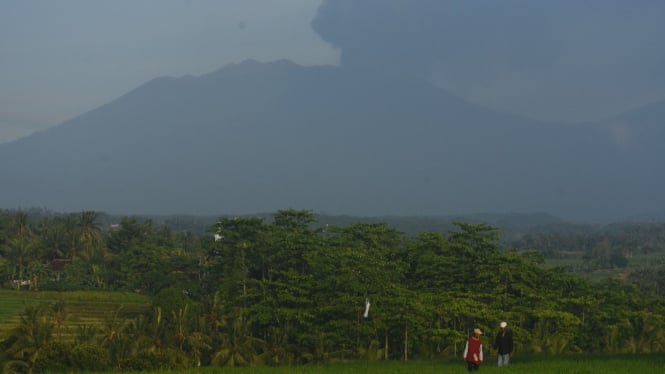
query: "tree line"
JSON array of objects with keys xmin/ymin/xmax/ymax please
[
  {"xmin": 1, "ymin": 209, "xmax": 664, "ymax": 372},
  {"xmin": 510, "ymin": 222, "xmax": 665, "ymax": 291}
]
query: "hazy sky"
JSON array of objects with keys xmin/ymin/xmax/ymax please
[
  {"xmin": 0, "ymin": 0, "xmax": 338, "ymax": 143},
  {"xmin": 313, "ymin": 0, "xmax": 665, "ymax": 124},
  {"xmin": 2, "ymin": 0, "xmax": 665, "ymax": 144}
]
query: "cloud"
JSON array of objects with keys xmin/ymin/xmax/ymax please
[
  {"xmin": 312, "ymin": 1, "xmax": 571, "ymax": 72},
  {"xmin": 311, "ymin": 0, "xmax": 665, "ymax": 121}
]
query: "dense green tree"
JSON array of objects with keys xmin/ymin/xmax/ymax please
[
  {"xmin": 40, "ymin": 218, "xmax": 67, "ymax": 261},
  {"xmin": 3, "ymin": 209, "xmax": 665, "ymax": 370}
]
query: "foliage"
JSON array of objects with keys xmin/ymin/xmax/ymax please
[{"xmin": 1, "ymin": 209, "xmax": 665, "ymax": 371}]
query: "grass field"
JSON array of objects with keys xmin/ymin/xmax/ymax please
[{"xmin": 108, "ymin": 353, "xmax": 665, "ymax": 374}]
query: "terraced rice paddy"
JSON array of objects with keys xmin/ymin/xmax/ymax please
[{"xmin": 0, "ymin": 290, "xmax": 150, "ymax": 343}]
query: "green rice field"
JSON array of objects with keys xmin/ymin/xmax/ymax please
[
  {"xmin": 0, "ymin": 289, "xmax": 150, "ymax": 342},
  {"xmin": 111, "ymin": 354, "xmax": 665, "ymax": 374}
]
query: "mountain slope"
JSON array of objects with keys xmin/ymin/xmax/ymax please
[{"xmin": 0, "ymin": 60, "xmax": 662, "ymax": 222}]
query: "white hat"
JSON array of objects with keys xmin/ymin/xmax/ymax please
[
  {"xmin": 500, "ymin": 321, "xmax": 507, "ymax": 328},
  {"xmin": 474, "ymin": 328, "xmax": 483, "ymax": 335}
]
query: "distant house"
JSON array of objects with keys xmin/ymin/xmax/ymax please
[
  {"xmin": 48, "ymin": 258, "xmax": 73, "ymax": 281},
  {"xmin": 49, "ymin": 258, "xmax": 73, "ymax": 272}
]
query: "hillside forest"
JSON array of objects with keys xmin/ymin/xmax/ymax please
[{"xmin": 1, "ymin": 208, "xmax": 665, "ymax": 372}]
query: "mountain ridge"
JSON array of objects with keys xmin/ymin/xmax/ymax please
[{"xmin": 0, "ymin": 60, "xmax": 662, "ymax": 223}]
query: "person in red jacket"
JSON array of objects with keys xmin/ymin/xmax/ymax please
[{"xmin": 463, "ymin": 328, "xmax": 484, "ymax": 371}]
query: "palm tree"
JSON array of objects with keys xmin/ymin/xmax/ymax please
[
  {"xmin": 211, "ymin": 308, "xmax": 263, "ymax": 367},
  {"xmin": 41, "ymin": 221, "xmax": 67, "ymax": 261},
  {"xmin": 11, "ymin": 211, "xmax": 32, "ymax": 239},
  {"xmin": 1, "ymin": 211, "xmax": 40, "ymax": 290},
  {"xmin": 100, "ymin": 305, "xmax": 131, "ymax": 363},
  {"xmin": 26, "ymin": 260, "xmax": 46, "ymax": 291},
  {"xmin": 185, "ymin": 331, "xmax": 212, "ymax": 367},
  {"xmin": 127, "ymin": 306, "xmax": 167, "ymax": 354},
  {"xmin": 75, "ymin": 324, "xmax": 98, "ymax": 346},
  {"xmin": 3, "ymin": 304, "xmax": 54, "ymax": 374},
  {"xmin": 203, "ymin": 291, "xmax": 227, "ymax": 334},
  {"xmin": 3, "ymin": 236, "xmax": 38, "ymax": 289},
  {"xmin": 51, "ymin": 301, "xmax": 67, "ymax": 341},
  {"xmin": 172, "ymin": 304, "xmax": 190, "ymax": 351},
  {"xmin": 62, "ymin": 213, "xmax": 81, "ymax": 261},
  {"xmin": 78, "ymin": 211, "xmax": 104, "ymax": 261},
  {"xmin": 258, "ymin": 326, "xmax": 295, "ymax": 365}
]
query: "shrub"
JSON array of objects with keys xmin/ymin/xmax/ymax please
[
  {"xmin": 117, "ymin": 351, "xmax": 174, "ymax": 371},
  {"xmin": 33, "ymin": 342, "xmax": 71, "ymax": 373},
  {"xmin": 70, "ymin": 343, "xmax": 111, "ymax": 371}
]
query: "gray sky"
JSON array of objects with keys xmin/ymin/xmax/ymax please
[
  {"xmin": 3, "ymin": 0, "xmax": 665, "ymax": 144},
  {"xmin": 0, "ymin": 0, "xmax": 339, "ymax": 143}
]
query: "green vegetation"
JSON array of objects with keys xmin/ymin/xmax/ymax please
[
  {"xmin": 509, "ymin": 222, "xmax": 665, "ymax": 284},
  {"xmin": 102, "ymin": 354, "xmax": 665, "ymax": 373},
  {"xmin": 1, "ymin": 208, "xmax": 665, "ymax": 373}
]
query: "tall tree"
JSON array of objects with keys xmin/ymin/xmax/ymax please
[
  {"xmin": 11, "ymin": 211, "xmax": 32, "ymax": 239},
  {"xmin": 62, "ymin": 213, "xmax": 81, "ymax": 261},
  {"xmin": 78, "ymin": 211, "xmax": 104, "ymax": 261},
  {"xmin": 3, "ymin": 236, "xmax": 39, "ymax": 289}
]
